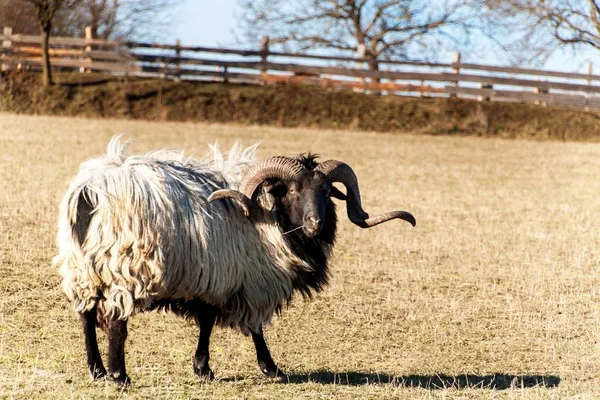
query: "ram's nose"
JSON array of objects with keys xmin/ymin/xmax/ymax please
[{"xmin": 305, "ymin": 216, "xmax": 322, "ymax": 233}]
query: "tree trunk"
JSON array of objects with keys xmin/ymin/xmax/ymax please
[
  {"xmin": 40, "ymin": 26, "xmax": 53, "ymax": 87},
  {"xmin": 367, "ymin": 57, "xmax": 380, "ymax": 76},
  {"xmin": 367, "ymin": 57, "xmax": 381, "ymax": 94}
]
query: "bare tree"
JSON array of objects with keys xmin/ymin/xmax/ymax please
[
  {"xmin": 0, "ymin": 0, "xmax": 75, "ymax": 35},
  {"xmin": 24, "ymin": 0, "xmax": 81, "ymax": 87},
  {"xmin": 64, "ymin": 0, "xmax": 182, "ymax": 41},
  {"xmin": 484, "ymin": 0, "xmax": 600, "ymax": 65},
  {"xmin": 1, "ymin": 1, "xmax": 39, "ymax": 34},
  {"xmin": 1, "ymin": 0, "xmax": 179, "ymax": 87},
  {"xmin": 1, "ymin": 0, "xmax": 181, "ymax": 40},
  {"xmin": 239, "ymin": 0, "xmax": 486, "ymax": 69}
]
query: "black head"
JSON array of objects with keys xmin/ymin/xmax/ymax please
[
  {"xmin": 265, "ymin": 167, "xmax": 334, "ymax": 238},
  {"xmin": 207, "ymin": 154, "xmax": 415, "ymax": 234}
]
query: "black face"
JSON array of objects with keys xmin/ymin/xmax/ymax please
[{"xmin": 269, "ymin": 171, "xmax": 333, "ymax": 238}]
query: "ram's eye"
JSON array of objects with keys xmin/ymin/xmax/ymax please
[{"xmin": 288, "ymin": 189, "xmax": 296, "ymax": 195}]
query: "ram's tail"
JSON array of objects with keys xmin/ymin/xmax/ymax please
[
  {"xmin": 53, "ymin": 180, "xmax": 100, "ymax": 314},
  {"xmin": 53, "ymin": 136, "xmax": 131, "ymax": 316}
]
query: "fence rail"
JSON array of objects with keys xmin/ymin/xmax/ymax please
[{"xmin": 2, "ymin": 27, "xmax": 600, "ymax": 111}]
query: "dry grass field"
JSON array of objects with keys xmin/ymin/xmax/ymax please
[{"xmin": 0, "ymin": 113, "xmax": 600, "ymax": 399}]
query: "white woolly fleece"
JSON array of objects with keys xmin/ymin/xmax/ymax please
[{"xmin": 54, "ymin": 136, "xmax": 312, "ymax": 332}]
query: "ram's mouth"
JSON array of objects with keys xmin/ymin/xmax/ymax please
[{"xmin": 302, "ymin": 226, "xmax": 321, "ymax": 238}]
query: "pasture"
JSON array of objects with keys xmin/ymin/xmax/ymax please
[{"xmin": 0, "ymin": 113, "xmax": 599, "ymax": 399}]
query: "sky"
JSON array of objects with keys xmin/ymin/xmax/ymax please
[
  {"xmin": 170, "ymin": 1, "xmax": 600, "ymax": 74},
  {"xmin": 172, "ymin": 0, "xmax": 240, "ymax": 48}
]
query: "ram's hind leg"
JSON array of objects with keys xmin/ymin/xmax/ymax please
[
  {"xmin": 76, "ymin": 194, "xmax": 109, "ymax": 380},
  {"xmin": 81, "ymin": 305, "xmax": 107, "ymax": 380},
  {"xmin": 107, "ymin": 318, "xmax": 130, "ymax": 386},
  {"xmin": 251, "ymin": 327, "xmax": 287, "ymax": 381},
  {"xmin": 193, "ymin": 306, "xmax": 217, "ymax": 380}
]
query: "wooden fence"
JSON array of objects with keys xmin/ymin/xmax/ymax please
[{"xmin": 2, "ymin": 26, "xmax": 600, "ymax": 111}]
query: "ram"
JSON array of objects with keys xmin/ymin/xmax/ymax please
[{"xmin": 54, "ymin": 136, "xmax": 415, "ymax": 385}]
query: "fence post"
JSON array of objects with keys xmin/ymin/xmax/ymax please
[
  {"xmin": 355, "ymin": 44, "xmax": 366, "ymax": 93},
  {"xmin": 534, "ymin": 77, "xmax": 548, "ymax": 107},
  {"xmin": 174, "ymin": 39, "xmax": 181, "ymax": 82},
  {"xmin": 85, "ymin": 26, "xmax": 92, "ymax": 51},
  {"xmin": 478, "ymin": 82, "xmax": 492, "ymax": 102},
  {"xmin": 450, "ymin": 51, "xmax": 461, "ymax": 98},
  {"xmin": 1, "ymin": 27, "xmax": 13, "ymax": 74},
  {"xmin": 81, "ymin": 26, "xmax": 93, "ymax": 73},
  {"xmin": 2, "ymin": 26, "xmax": 12, "ymax": 49},
  {"xmin": 584, "ymin": 61, "xmax": 593, "ymax": 111},
  {"xmin": 260, "ymin": 36, "xmax": 269, "ymax": 84},
  {"xmin": 355, "ymin": 44, "xmax": 365, "ymax": 68}
]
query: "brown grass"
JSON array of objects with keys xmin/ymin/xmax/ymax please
[{"xmin": 1, "ymin": 113, "xmax": 600, "ymax": 399}]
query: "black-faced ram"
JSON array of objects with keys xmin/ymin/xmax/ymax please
[{"xmin": 54, "ymin": 137, "xmax": 415, "ymax": 385}]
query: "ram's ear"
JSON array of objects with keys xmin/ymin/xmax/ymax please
[{"xmin": 265, "ymin": 181, "xmax": 287, "ymax": 198}]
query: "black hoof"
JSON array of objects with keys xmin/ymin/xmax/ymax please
[
  {"xmin": 109, "ymin": 372, "xmax": 131, "ymax": 387},
  {"xmin": 195, "ymin": 367, "xmax": 215, "ymax": 381},
  {"xmin": 193, "ymin": 361, "xmax": 215, "ymax": 381},
  {"xmin": 89, "ymin": 366, "xmax": 107, "ymax": 381},
  {"xmin": 258, "ymin": 363, "xmax": 287, "ymax": 382}
]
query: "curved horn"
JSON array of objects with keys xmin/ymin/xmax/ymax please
[
  {"xmin": 330, "ymin": 186, "xmax": 347, "ymax": 201},
  {"xmin": 207, "ymin": 189, "xmax": 260, "ymax": 218},
  {"xmin": 239, "ymin": 156, "xmax": 306, "ymax": 199},
  {"xmin": 315, "ymin": 160, "xmax": 416, "ymax": 228},
  {"xmin": 208, "ymin": 156, "xmax": 306, "ymax": 219}
]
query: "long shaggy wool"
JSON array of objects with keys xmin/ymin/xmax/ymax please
[{"xmin": 54, "ymin": 137, "xmax": 313, "ymax": 332}]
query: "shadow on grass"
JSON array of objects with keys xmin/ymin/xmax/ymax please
[
  {"xmin": 283, "ymin": 371, "xmax": 560, "ymax": 390},
  {"xmin": 58, "ymin": 79, "xmax": 117, "ymax": 87}
]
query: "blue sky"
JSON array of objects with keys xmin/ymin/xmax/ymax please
[
  {"xmin": 171, "ymin": 0, "xmax": 600, "ymax": 73},
  {"xmin": 172, "ymin": 0, "xmax": 240, "ymax": 47}
]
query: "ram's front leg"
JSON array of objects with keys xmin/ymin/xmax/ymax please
[
  {"xmin": 251, "ymin": 327, "xmax": 287, "ymax": 381},
  {"xmin": 107, "ymin": 318, "xmax": 130, "ymax": 386},
  {"xmin": 80, "ymin": 305, "xmax": 107, "ymax": 380},
  {"xmin": 193, "ymin": 306, "xmax": 217, "ymax": 380}
]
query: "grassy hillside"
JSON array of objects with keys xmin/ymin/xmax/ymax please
[
  {"xmin": 2, "ymin": 71, "xmax": 600, "ymax": 141},
  {"xmin": 1, "ymin": 114, "xmax": 600, "ymax": 398}
]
